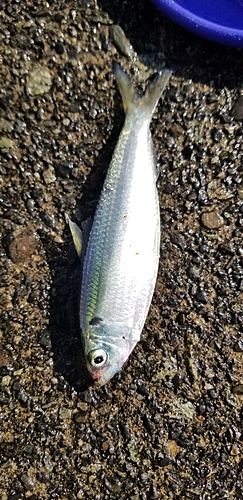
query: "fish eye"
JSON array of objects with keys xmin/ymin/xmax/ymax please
[{"xmin": 88, "ymin": 349, "xmax": 108, "ymax": 368}]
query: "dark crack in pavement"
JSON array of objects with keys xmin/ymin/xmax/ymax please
[{"xmin": 1, "ymin": 1, "xmax": 243, "ymax": 499}]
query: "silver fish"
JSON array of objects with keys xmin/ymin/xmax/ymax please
[{"xmin": 68, "ymin": 62, "xmax": 171, "ymax": 385}]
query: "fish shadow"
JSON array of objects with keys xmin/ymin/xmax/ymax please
[
  {"xmin": 45, "ymin": 100, "xmax": 123, "ymax": 393},
  {"xmin": 46, "ymin": 238, "xmax": 92, "ymax": 392}
]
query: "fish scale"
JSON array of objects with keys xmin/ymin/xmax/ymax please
[
  {"xmin": 68, "ymin": 62, "xmax": 171, "ymax": 385},
  {"xmin": 84, "ymin": 123, "xmax": 156, "ymax": 325}
]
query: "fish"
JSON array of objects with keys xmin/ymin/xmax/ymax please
[{"xmin": 68, "ymin": 62, "xmax": 171, "ymax": 385}]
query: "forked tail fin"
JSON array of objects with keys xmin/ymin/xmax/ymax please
[{"xmin": 113, "ymin": 61, "xmax": 172, "ymax": 119}]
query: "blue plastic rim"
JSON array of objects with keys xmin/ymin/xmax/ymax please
[{"xmin": 152, "ymin": 0, "xmax": 243, "ymax": 47}]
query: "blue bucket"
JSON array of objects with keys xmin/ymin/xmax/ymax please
[{"xmin": 152, "ymin": 0, "xmax": 243, "ymax": 47}]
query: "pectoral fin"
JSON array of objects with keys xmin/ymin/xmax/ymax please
[
  {"xmin": 66, "ymin": 215, "xmax": 83, "ymax": 257},
  {"xmin": 66, "ymin": 215, "xmax": 92, "ymax": 259}
]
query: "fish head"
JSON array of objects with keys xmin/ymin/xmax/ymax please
[{"xmin": 84, "ymin": 321, "xmax": 135, "ymax": 385}]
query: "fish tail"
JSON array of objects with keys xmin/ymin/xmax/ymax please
[
  {"xmin": 113, "ymin": 61, "xmax": 172, "ymax": 119},
  {"xmin": 142, "ymin": 68, "xmax": 172, "ymax": 118}
]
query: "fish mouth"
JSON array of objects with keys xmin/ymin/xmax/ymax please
[{"xmin": 87, "ymin": 363, "xmax": 120, "ymax": 386}]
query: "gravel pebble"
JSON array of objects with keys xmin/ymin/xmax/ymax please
[
  {"xmin": 0, "ymin": 136, "xmax": 14, "ymax": 149},
  {"xmin": 187, "ymin": 266, "xmax": 200, "ymax": 280},
  {"xmin": 232, "ymin": 95, "xmax": 243, "ymax": 120},
  {"xmin": 232, "ymin": 384, "xmax": 243, "ymax": 395},
  {"xmin": 110, "ymin": 24, "xmax": 135, "ymax": 59},
  {"xmin": 59, "ymin": 407, "xmax": 72, "ymax": 420},
  {"xmin": 26, "ymin": 68, "xmax": 52, "ymax": 96},
  {"xmin": 195, "ymin": 291, "xmax": 208, "ymax": 304},
  {"xmin": 8, "ymin": 229, "xmax": 38, "ymax": 263},
  {"xmin": 43, "ymin": 165, "xmax": 56, "ymax": 184},
  {"xmin": 201, "ymin": 210, "xmax": 224, "ymax": 229},
  {"xmin": 20, "ymin": 474, "xmax": 35, "ymax": 491},
  {"xmin": 237, "ymin": 188, "xmax": 243, "ymax": 200}
]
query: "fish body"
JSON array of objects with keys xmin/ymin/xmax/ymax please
[{"xmin": 69, "ymin": 63, "xmax": 171, "ymax": 385}]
